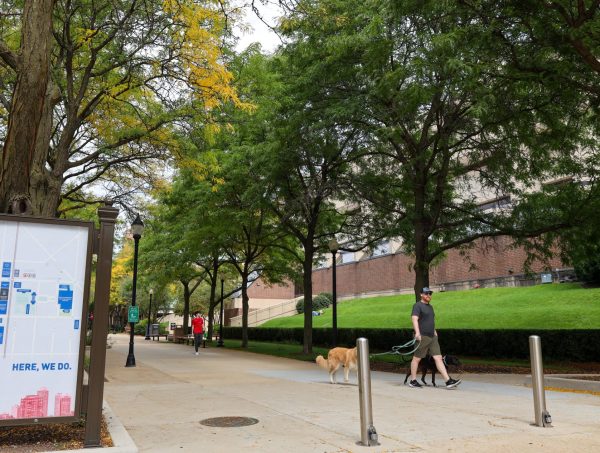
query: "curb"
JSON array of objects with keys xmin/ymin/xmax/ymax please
[
  {"xmin": 523, "ymin": 374, "xmax": 600, "ymax": 393},
  {"xmin": 42, "ymin": 401, "xmax": 137, "ymax": 453}
]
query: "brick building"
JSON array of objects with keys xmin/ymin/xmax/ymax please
[{"xmin": 244, "ymin": 235, "xmax": 567, "ymax": 308}]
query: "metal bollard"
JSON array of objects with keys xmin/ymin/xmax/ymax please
[
  {"xmin": 529, "ymin": 335, "xmax": 552, "ymax": 427},
  {"xmin": 357, "ymin": 338, "xmax": 379, "ymax": 446}
]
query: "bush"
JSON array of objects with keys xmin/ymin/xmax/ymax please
[
  {"xmin": 313, "ymin": 295, "xmax": 330, "ymax": 311},
  {"xmin": 318, "ymin": 292, "xmax": 333, "ymax": 303},
  {"xmin": 296, "ymin": 295, "xmax": 330, "ymax": 314},
  {"xmin": 296, "ymin": 297, "xmax": 304, "ymax": 314},
  {"xmin": 574, "ymin": 256, "xmax": 600, "ymax": 284},
  {"xmin": 134, "ymin": 319, "xmax": 147, "ymax": 335},
  {"xmin": 159, "ymin": 322, "xmax": 169, "ymax": 334}
]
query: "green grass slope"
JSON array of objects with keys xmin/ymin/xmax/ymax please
[{"xmin": 260, "ymin": 283, "xmax": 600, "ymax": 329}]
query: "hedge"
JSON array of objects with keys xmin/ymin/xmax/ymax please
[
  {"xmin": 134, "ymin": 320, "xmax": 169, "ymax": 335},
  {"xmin": 221, "ymin": 327, "xmax": 600, "ymax": 362}
]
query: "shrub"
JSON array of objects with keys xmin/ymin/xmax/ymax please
[
  {"xmin": 295, "ymin": 297, "xmax": 304, "ymax": 314},
  {"xmin": 134, "ymin": 319, "xmax": 147, "ymax": 335},
  {"xmin": 318, "ymin": 292, "xmax": 333, "ymax": 303},
  {"xmin": 296, "ymin": 295, "xmax": 330, "ymax": 314},
  {"xmin": 313, "ymin": 294, "xmax": 330, "ymax": 311},
  {"xmin": 159, "ymin": 322, "xmax": 169, "ymax": 334},
  {"xmin": 574, "ymin": 256, "xmax": 600, "ymax": 284}
]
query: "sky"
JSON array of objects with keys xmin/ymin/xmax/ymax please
[{"xmin": 235, "ymin": 1, "xmax": 283, "ymax": 53}]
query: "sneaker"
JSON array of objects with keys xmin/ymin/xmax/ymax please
[
  {"xmin": 445, "ymin": 378, "xmax": 461, "ymax": 389},
  {"xmin": 408, "ymin": 380, "xmax": 423, "ymax": 388},
  {"xmin": 194, "ymin": 352, "xmax": 199, "ymax": 356}
]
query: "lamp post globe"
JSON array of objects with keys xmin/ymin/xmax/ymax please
[
  {"xmin": 125, "ymin": 214, "xmax": 144, "ymax": 367},
  {"xmin": 145, "ymin": 288, "xmax": 154, "ymax": 340},
  {"xmin": 328, "ymin": 238, "xmax": 339, "ymax": 347}
]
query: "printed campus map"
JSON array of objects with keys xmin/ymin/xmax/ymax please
[{"xmin": 0, "ymin": 219, "xmax": 90, "ymax": 420}]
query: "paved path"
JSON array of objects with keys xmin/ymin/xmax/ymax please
[{"xmin": 103, "ymin": 334, "xmax": 600, "ymax": 453}]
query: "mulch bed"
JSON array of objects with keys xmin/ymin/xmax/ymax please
[{"xmin": 0, "ymin": 417, "xmax": 112, "ymax": 452}]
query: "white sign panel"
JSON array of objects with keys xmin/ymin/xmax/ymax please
[{"xmin": 0, "ymin": 219, "xmax": 90, "ymax": 421}]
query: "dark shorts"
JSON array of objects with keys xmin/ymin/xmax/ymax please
[{"xmin": 414, "ymin": 335, "xmax": 441, "ymax": 358}]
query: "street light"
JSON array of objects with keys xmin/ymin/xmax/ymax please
[
  {"xmin": 144, "ymin": 289, "xmax": 154, "ymax": 340},
  {"xmin": 125, "ymin": 214, "xmax": 144, "ymax": 367},
  {"xmin": 217, "ymin": 278, "xmax": 225, "ymax": 347},
  {"xmin": 328, "ymin": 238, "xmax": 339, "ymax": 347}
]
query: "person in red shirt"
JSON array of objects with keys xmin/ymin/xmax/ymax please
[{"xmin": 191, "ymin": 311, "xmax": 204, "ymax": 355}]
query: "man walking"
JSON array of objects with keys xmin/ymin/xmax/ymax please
[
  {"xmin": 191, "ymin": 311, "xmax": 204, "ymax": 356},
  {"xmin": 408, "ymin": 287, "xmax": 461, "ymax": 389}
]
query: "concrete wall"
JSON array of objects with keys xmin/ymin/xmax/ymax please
[{"xmin": 229, "ymin": 299, "xmax": 300, "ymax": 327}]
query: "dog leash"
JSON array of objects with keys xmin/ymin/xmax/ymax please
[{"xmin": 370, "ymin": 338, "xmax": 421, "ymax": 358}]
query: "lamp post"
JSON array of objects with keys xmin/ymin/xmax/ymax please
[
  {"xmin": 328, "ymin": 238, "xmax": 339, "ymax": 347},
  {"xmin": 125, "ymin": 214, "xmax": 144, "ymax": 367},
  {"xmin": 217, "ymin": 278, "xmax": 225, "ymax": 347},
  {"xmin": 144, "ymin": 289, "xmax": 154, "ymax": 340}
]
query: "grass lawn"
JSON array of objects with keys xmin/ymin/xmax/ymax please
[{"xmin": 260, "ymin": 283, "xmax": 600, "ymax": 329}]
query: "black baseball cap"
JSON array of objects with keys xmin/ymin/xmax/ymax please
[{"xmin": 421, "ymin": 287, "xmax": 433, "ymax": 295}]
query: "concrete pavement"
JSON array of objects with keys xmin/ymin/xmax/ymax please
[{"xmin": 100, "ymin": 333, "xmax": 600, "ymax": 453}]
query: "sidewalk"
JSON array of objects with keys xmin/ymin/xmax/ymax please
[{"xmin": 101, "ymin": 334, "xmax": 600, "ymax": 453}]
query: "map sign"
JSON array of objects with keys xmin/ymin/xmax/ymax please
[{"xmin": 0, "ymin": 217, "xmax": 92, "ymax": 423}]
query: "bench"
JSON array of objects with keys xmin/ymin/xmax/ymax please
[
  {"xmin": 149, "ymin": 334, "xmax": 168, "ymax": 341},
  {"xmin": 174, "ymin": 334, "xmax": 206, "ymax": 348},
  {"xmin": 174, "ymin": 334, "xmax": 194, "ymax": 345}
]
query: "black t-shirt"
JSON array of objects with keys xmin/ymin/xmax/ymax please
[{"xmin": 411, "ymin": 301, "xmax": 435, "ymax": 337}]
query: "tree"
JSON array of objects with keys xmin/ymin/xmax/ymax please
[
  {"xmin": 281, "ymin": 0, "xmax": 589, "ymax": 298},
  {"xmin": 0, "ymin": 0, "xmax": 242, "ymax": 216},
  {"xmin": 140, "ymin": 200, "xmax": 208, "ymax": 335},
  {"xmin": 461, "ymin": 1, "xmax": 600, "ymax": 96},
  {"xmin": 251, "ymin": 56, "xmax": 378, "ymax": 351},
  {"xmin": 143, "ymin": 48, "xmax": 301, "ymax": 346}
]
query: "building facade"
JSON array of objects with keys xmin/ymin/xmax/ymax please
[{"xmin": 246, "ymin": 235, "xmax": 567, "ymax": 304}]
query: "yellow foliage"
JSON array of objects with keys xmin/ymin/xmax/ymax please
[
  {"xmin": 76, "ymin": 27, "xmax": 99, "ymax": 45},
  {"xmin": 163, "ymin": 0, "xmax": 246, "ymax": 111},
  {"xmin": 110, "ymin": 242, "xmax": 133, "ymax": 306}
]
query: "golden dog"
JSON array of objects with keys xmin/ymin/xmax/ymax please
[{"xmin": 315, "ymin": 347, "xmax": 357, "ymax": 384}]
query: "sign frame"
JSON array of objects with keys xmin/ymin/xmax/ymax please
[{"xmin": 0, "ymin": 213, "xmax": 94, "ymax": 427}]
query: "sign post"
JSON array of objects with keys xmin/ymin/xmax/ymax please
[{"xmin": 84, "ymin": 203, "xmax": 118, "ymax": 447}]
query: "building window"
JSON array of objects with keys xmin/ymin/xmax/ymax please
[
  {"xmin": 372, "ymin": 241, "xmax": 390, "ymax": 257},
  {"xmin": 478, "ymin": 196, "xmax": 511, "ymax": 213},
  {"xmin": 315, "ymin": 257, "xmax": 328, "ymax": 269},
  {"xmin": 340, "ymin": 251, "xmax": 355, "ymax": 264}
]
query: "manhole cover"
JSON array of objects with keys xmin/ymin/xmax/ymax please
[{"xmin": 200, "ymin": 416, "xmax": 259, "ymax": 427}]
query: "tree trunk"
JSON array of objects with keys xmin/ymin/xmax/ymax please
[
  {"xmin": 182, "ymin": 281, "xmax": 191, "ymax": 335},
  {"xmin": 0, "ymin": 0, "xmax": 55, "ymax": 214},
  {"xmin": 35, "ymin": 109, "xmax": 85, "ymax": 216},
  {"xmin": 302, "ymin": 241, "xmax": 314, "ymax": 354},
  {"xmin": 413, "ymin": 166, "xmax": 430, "ymax": 300},
  {"xmin": 413, "ymin": 230, "xmax": 430, "ymax": 301},
  {"xmin": 241, "ymin": 270, "xmax": 249, "ymax": 348},
  {"xmin": 207, "ymin": 275, "xmax": 217, "ymax": 341}
]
